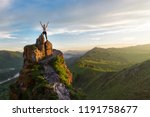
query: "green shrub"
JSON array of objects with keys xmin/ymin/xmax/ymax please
[
  {"xmin": 68, "ymin": 87, "xmax": 86, "ymax": 100},
  {"xmin": 32, "ymin": 84, "xmax": 58, "ymax": 100},
  {"xmin": 51, "ymin": 56, "xmax": 70, "ymax": 86}
]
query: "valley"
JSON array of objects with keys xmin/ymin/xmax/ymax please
[
  {"xmin": 1, "ymin": 44, "xmax": 150, "ymax": 99},
  {"xmin": 69, "ymin": 44, "xmax": 150, "ymax": 99}
]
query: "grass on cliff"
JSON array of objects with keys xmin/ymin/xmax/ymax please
[
  {"xmin": 51, "ymin": 55, "xmax": 86, "ymax": 99},
  {"xmin": 51, "ymin": 56, "xmax": 71, "ymax": 86},
  {"xmin": 10, "ymin": 64, "xmax": 58, "ymax": 100}
]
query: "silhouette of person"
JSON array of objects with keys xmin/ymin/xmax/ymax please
[{"xmin": 40, "ymin": 21, "xmax": 49, "ymax": 40}]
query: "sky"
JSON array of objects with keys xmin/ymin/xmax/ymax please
[{"xmin": 1, "ymin": 0, "xmax": 150, "ymax": 51}]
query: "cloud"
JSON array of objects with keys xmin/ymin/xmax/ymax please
[
  {"xmin": 90, "ymin": 37, "xmax": 101, "ymax": 41},
  {"xmin": 1, "ymin": 0, "xmax": 150, "ymax": 51},
  {"xmin": 0, "ymin": 0, "xmax": 12, "ymax": 11},
  {"xmin": 0, "ymin": 31, "xmax": 16, "ymax": 39},
  {"xmin": 35, "ymin": 17, "xmax": 150, "ymax": 40},
  {"xmin": 35, "ymin": 24, "xmax": 99, "ymax": 36},
  {"xmin": 47, "ymin": 28, "xmax": 90, "ymax": 36},
  {"xmin": 110, "ymin": 10, "xmax": 150, "ymax": 17},
  {"xmin": 45, "ymin": 19, "xmax": 137, "ymax": 36},
  {"xmin": 90, "ymin": 24, "xmax": 148, "ymax": 36}
]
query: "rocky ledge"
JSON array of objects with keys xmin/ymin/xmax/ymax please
[{"xmin": 9, "ymin": 33, "xmax": 83, "ymax": 100}]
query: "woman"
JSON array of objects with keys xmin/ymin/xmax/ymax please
[{"xmin": 40, "ymin": 21, "xmax": 49, "ymax": 40}]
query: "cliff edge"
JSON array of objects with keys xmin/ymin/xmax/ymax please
[{"xmin": 9, "ymin": 33, "xmax": 82, "ymax": 100}]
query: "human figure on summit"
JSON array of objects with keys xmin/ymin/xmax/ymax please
[{"xmin": 40, "ymin": 21, "xmax": 49, "ymax": 40}]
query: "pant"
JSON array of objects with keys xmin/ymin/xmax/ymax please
[{"xmin": 43, "ymin": 31, "xmax": 48, "ymax": 40}]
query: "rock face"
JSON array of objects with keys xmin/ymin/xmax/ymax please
[
  {"xmin": 45, "ymin": 40, "xmax": 53, "ymax": 56},
  {"xmin": 23, "ymin": 34, "xmax": 53, "ymax": 66},
  {"xmin": 9, "ymin": 33, "xmax": 75, "ymax": 100}
]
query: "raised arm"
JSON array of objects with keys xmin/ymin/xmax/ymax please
[{"xmin": 46, "ymin": 21, "xmax": 49, "ymax": 28}]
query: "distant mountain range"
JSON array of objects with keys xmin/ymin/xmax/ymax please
[
  {"xmin": 1, "ymin": 44, "xmax": 150, "ymax": 99},
  {"xmin": 75, "ymin": 44, "xmax": 150, "ymax": 72},
  {"xmin": 0, "ymin": 51, "xmax": 23, "ymax": 69},
  {"xmin": 64, "ymin": 50, "xmax": 87, "ymax": 67},
  {"xmin": 71, "ymin": 44, "xmax": 150, "ymax": 99}
]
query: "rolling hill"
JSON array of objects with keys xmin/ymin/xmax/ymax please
[
  {"xmin": 76, "ymin": 60, "xmax": 150, "ymax": 99},
  {"xmin": 0, "ymin": 51, "xmax": 23, "ymax": 82},
  {"xmin": 0, "ymin": 51, "xmax": 23, "ymax": 99},
  {"xmin": 71, "ymin": 44, "xmax": 150, "ymax": 99},
  {"xmin": 1, "ymin": 44, "xmax": 150, "ymax": 99},
  {"xmin": 64, "ymin": 50, "xmax": 87, "ymax": 67},
  {"xmin": 75, "ymin": 44, "xmax": 150, "ymax": 72},
  {"xmin": 0, "ymin": 51, "xmax": 23, "ymax": 69}
]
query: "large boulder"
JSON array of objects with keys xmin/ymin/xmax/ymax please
[
  {"xmin": 23, "ymin": 44, "xmax": 45, "ymax": 66},
  {"xmin": 23, "ymin": 34, "xmax": 53, "ymax": 67},
  {"xmin": 36, "ymin": 34, "xmax": 45, "ymax": 51},
  {"xmin": 45, "ymin": 40, "xmax": 53, "ymax": 56}
]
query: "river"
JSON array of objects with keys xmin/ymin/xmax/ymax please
[{"xmin": 0, "ymin": 73, "xmax": 19, "ymax": 85}]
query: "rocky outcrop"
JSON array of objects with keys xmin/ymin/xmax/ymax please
[
  {"xmin": 23, "ymin": 34, "xmax": 53, "ymax": 67},
  {"xmin": 45, "ymin": 40, "xmax": 53, "ymax": 56},
  {"xmin": 9, "ymin": 33, "xmax": 76, "ymax": 100}
]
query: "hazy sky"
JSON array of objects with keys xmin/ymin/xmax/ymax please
[{"xmin": 1, "ymin": 0, "xmax": 150, "ymax": 51}]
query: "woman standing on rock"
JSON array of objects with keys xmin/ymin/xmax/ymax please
[{"xmin": 40, "ymin": 21, "xmax": 49, "ymax": 40}]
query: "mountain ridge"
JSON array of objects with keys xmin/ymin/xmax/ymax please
[
  {"xmin": 1, "ymin": 44, "xmax": 150, "ymax": 99},
  {"xmin": 73, "ymin": 59, "xmax": 150, "ymax": 99},
  {"xmin": 71, "ymin": 44, "xmax": 150, "ymax": 99},
  {"xmin": 73, "ymin": 44, "xmax": 150, "ymax": 72}
]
